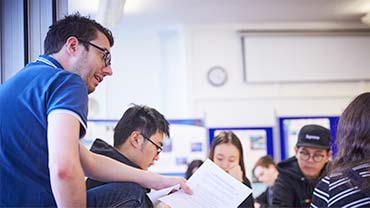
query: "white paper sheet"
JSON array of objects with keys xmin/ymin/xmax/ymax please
[
  {"xmin": 159, "ymin": 159, "xmax": 252, "ymax": 208},
  {"xmin": 147, "ymin": 184, "xmax": 180, "ymax": 206}
]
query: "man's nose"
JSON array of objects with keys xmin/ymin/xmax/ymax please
[
  {"xmin": 307, "ymin": 155, "xmax": 316, "ymax": 162},
  {"xmin": 222, "ymin": 162, "xmax": 230, "ymax": 170},
  {"xmin": 102, "ymin": 65, "xmax": 113, "ymax": 76},
  {"xmin": 154, "ymin": 154, "xmax": 160, "ymax": 161}
]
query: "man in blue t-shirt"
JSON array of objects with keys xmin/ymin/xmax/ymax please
[{"xmin": 0, "ymin": 14, "xmax": 190, "ymax": 207}]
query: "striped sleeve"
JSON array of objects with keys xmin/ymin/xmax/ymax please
[
  {"xmin": 311, "ymin": 176, "xmax": 330, "ymax": 208},
  {"xmin": 311, "ymin": 164, "xmax": 370, "ymax": 208}
]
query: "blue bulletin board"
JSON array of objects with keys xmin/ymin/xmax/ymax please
[
  {"xmin": 209, "ymin": 127, "xmax": 274, "ymax": 157},
  {"xmin": 279, "ymin": 116, "xmax": 339, "ymax": 160}
]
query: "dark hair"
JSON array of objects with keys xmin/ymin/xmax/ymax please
[
  {"xmin": 332, "ymin": 92, "xmax": 370, "ymax": 191},
  {"xmin": 208, "ymin": 131, "xmax": 248, "ymax": 182},
  {"xmin": 113, "ymin": 104, "xmax": 170, "ymax": 147},
  {"xmin": 252, "ymin": 155, "xmax": 276, "ymax": 175},
  {"xmin": 44, "ymin": 13, "xmax": 114, "ymax": 55},
  {"xmin": 185, "ymin": 160, "xmax": 203, "ymax": 179}
]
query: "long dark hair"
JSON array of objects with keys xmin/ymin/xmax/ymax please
[
  {"xmin": 185, "ymin": 160, "xmax": 203, "ymax": 179},
  {"xmin": 209, "ymin": 131, "xmax": 248, "ymax": 183},
  {"xmin": 332, "ymin": 92, "xmax": 370, "ymax": 191}
]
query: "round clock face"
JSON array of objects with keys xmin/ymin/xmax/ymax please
[{"xmin": 207, "ymin": 66, "xmax": 228, "ymax": 87}]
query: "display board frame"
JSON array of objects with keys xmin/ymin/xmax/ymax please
[
  {"xmin": 278, "ymin": 116, "xmax": 339, "ymax": 160},
  {"xmin": 209, "ymin": 127, "xmax": 274, "ymax": 157}
]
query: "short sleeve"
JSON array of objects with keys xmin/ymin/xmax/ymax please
[{"xmin": 46, "ymin": 71, "xmax": 88, "ymax": 137}]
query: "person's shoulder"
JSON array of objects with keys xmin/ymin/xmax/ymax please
[
  {"xmin": 255, "ymin": 188, "xmax": 268, "ymax": 203},
  {"xmin": 317, "ymin": 175, "xmax": 331, "ymax": 187},
  {"xmin": 45, "ymin": 70, "xmax": 87, "ymax": 96},
  {"xmin": 27, "ymin": 63, "xmax": 85, "ymax": 87},
  {"xmin": 276, "ymin": 163, "xmax": 305, "ymax": 187},
  {"xmin": 89, "ymin": 139, "xmax": 142, "ymax": 169},
  {"xmin": 277, "ymin": 156, "xmax": 296, "ymax": 169},
  {"xmin": 277, "ymin": 157, "xmax": 300, "ymax": 176},
  {"xmin": 53, "ymin": 69, "xmax": 84, "ymax": 83},
  {"xmin": 352, "ymin": 162, "xmax": 370, "ymax": 171}
]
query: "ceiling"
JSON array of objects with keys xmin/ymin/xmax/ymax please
[{"xmin": 69, "ymin": 0, "xmax": 370, "ymax": 27}]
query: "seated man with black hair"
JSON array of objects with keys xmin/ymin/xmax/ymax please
[{"xmin": 86, "ymin": 104, "xmax": 170, "ymax": 208}]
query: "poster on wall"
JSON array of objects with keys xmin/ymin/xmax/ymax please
[
  {"xmin": 149, "ymin": 124, "xmax": 208, "ymax": 175},
  {"xmin": 209, "ymin": 128, "xmax": 273, "ymax": 182}
]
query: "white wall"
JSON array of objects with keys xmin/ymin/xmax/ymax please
[
  {"xmin": 90, "ymin": 22, "xmax": 370, "ymax": 123},
  {"xmin": 89, "ymin": 22, "xmax": 191, "ymax": 119},
  {"xmin": 184, "ymin": 26, "xmax": 370, "ymax": 128},
  {"xmin": 89, "ymin": 21, "xmax": 370, "ymax": 159},
  {"xmin": 182, "ymin": 24, "xmax": 370, "ymax": 159}
]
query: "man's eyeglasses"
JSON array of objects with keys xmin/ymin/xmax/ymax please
[
  {"xmin": 298, "ymin": 151, "xmax": 325, "ymax": 162},
  {"xmin": 78, "ymin": 39, "xmax": 111, "ymax": 67},
  {"xmin": 140, "ymin": 133, "xmax": 162, "ymax": 155}
]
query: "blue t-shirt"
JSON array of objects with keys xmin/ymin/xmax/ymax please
[{"xmin": 0, "ymin": 55, "xmax": 88, "ymax": 206}]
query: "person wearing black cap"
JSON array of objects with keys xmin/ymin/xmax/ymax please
[{"xmin": 272, "ymin": 124, "xmax": 332, "ymax": 208}]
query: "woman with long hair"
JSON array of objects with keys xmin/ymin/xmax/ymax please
[
  {"xmin": 209, "ymin": 131, "xmax": 254, "ymax": 208},
  {"xmin": 311, "ymin": 92, "xmax": 370, "ymax": 207}
]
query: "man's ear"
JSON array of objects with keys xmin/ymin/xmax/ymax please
[
  {"xmin": 129, "ymin": 131, "xmax": 143, "ymax": 148},
  {"xmin": 267, "ymin": 164, "xmax": 274, "ymax": 170},
  {"xmin": 65, "ymin": 36, "xmax": 80, "ymax": 55},
  {"xmin": 327, "ymin": 150, "xmax": 333, "ymax": 161},
  {"xmin": 294, "ymin": 146, "xmax": 299, "ymax": 155}
]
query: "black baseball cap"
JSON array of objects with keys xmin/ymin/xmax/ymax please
[{"xmin": 296, "ymin": 124, "xmax": 331, "ymax": 150}]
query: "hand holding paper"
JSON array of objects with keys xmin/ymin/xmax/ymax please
[
  {"xmin": 147, "ymin": 184, "xmax": 180, "ymax": 206},
  {"xmin": 156, "ymin": 175, "xmax": 192, "ymax": 194},
  {"xmin": 159, "ymin": 159, "xmax": 252, "ymax": 208}
]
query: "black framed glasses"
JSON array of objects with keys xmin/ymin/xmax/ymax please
[
  {"xmin": 140, "ymin": 133, "xmax": 162, "ymax": 155},
  {"xmin": 298, "ymin": 151, "xmax": 325, "ymax": 162},
  {"xmin": 78, "ymin": 39, "xmax": 111, "ymax": 67}
]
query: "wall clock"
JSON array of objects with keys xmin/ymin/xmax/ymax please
[{"xmin": 207, "ymin": 66, "xmax": 228, "ymax": 87}]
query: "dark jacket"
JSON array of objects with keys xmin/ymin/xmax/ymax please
[
  {"xmin": 255, "ymin": 186, "xmax": 273, "ymax": 208},
  {"xmin": 239, "ymin": 178, "xmax": 255, "ymax": 208},
  {"xmin": 86, "ymin": 139, "xmax": 153, "ymax": 208},
  {"xmin": 272, "ymin": 156, "xmax": 329, "ymax": 208}
]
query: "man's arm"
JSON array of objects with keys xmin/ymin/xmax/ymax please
[
  {"xmin": 47, "ymin": 112, "xmax": 86, "ymax": 207},
  {"xmin": 79, "ymin": 144, "xmax": 192, "ymax": 193}
]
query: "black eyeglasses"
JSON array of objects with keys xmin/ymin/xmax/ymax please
[
  {"xmin": 78, "ymin": 39, "xmax": 111, "ymax": 67},
  {"xmin": 140, "ymin": 133, "xmax": 162, "ymax": 155},
  {"xmin": 298, "ymin": 151, "xmax": 325, "ymax": 162}
]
